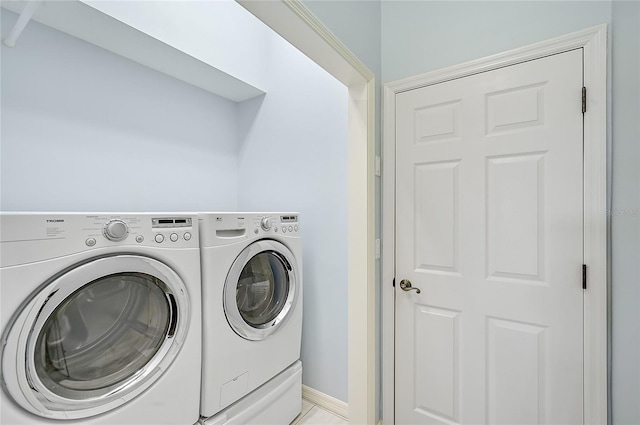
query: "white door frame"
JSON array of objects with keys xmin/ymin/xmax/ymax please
[
  {"xmin": 237, "ymin": 1, "xmax": 377, "ymax": 423},
  {"xmin": 382, "ymin": 25, "xmax": 608, "ymax": 425}
]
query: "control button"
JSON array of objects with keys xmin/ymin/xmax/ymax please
[
  {"xmin": 155, "ymin": 234, "xmax": 165, "ymax": 243},
  {"xmin": 170, "ymin": 233, "xmax": 179, "ymax": 242},
  {"xmin": 260, "ymin": 217, "xmax": 272, "ymax": 231},
  {"xmin": 85, "ymin": 238, "xmax": 96, "ymax": 247},
  {"xmin": 294, "ymin": 225, "xmax": 299, "ymax": 232},
  {"xmin": 184, "ymin": 232, "xmax": 192, "ymax": 241},
  {"xmin": 135, "ymin": 235, "xmax": 144, "ymax": 243},
  {"xmin": 282, "ymin": 226, "xmax": 287, "ymax": 233},
  {"xmin": 288, "ymin": 225, "xmax": 293, "ymax": 232},
  {"xmin": 103, "ymin": 219, "xmax": 129, "ymax": 241}
]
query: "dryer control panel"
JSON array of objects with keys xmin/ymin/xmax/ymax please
[
  {"xmin": 90, "ymin": 214, "xmax": 197, "ymax": 248},
  {"xmin": 0, "ymin": 213, "xmax": 199, "ymax": 267}
]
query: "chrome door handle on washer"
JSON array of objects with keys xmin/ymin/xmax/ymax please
[{"xmin": 399, "ymin": 279, "xmax": 421, "ymax": 294}]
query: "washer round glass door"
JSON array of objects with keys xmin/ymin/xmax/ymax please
[
  {"xmin": 3, "ymin": 255, "xmax": 190, "ymax": 419},
  {"xmin": 224, "ymin": 240, "xmax": 298, "ymax": 340}
]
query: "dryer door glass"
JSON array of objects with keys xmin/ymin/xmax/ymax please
[
  {"xmin": 33, "ymin": 272, "xmax": 172, "ymax": 400},
  {"xmin": 237, "ymin": 251, "xmax": 289, "ymax": 327}
]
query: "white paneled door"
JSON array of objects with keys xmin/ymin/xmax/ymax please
[{"xmin": 395, "ymin": 49, "xmax": 584, "ymax": 425}]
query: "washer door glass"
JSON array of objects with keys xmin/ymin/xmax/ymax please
[
  {"xmin": 34, "ymin": 272, "xmax": 171, "ymax": 399},
  {"xmin": 225, "ymin": 240, "xmax": 298, "ymax": 341},
  {"xmin": 2, "ymin": 255, "xmax": 190, "ymax": 420},
  {"xmin": 237, "ymin": 252, "xmax": 289, "ymax": 327}
]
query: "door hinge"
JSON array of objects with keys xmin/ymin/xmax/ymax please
[
  {"xmin": 582, "ymin": 264, "xmax": 587, "ymax": 289},
  {"xmin": 582, "ymin": 87, "xmax": 587, "ymax": 113}
]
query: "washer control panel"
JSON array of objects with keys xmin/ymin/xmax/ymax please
[
  {"xmin": 199, "ymin": 213, "xmax": 300, "ymax": 247},
  {"xmin": 253, "ymin": 214, "xmax": 300, "ymax": 236}
]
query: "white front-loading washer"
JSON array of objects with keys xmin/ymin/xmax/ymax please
[
  {"xmin": 0, "ymin": 213, "xmax": 201, "ymax": 424},
  {"xmin": 199, "ymin": 213, "xmax": 302, "ymax": 422}
]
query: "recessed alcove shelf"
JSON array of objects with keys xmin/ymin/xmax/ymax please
[{"xmin": 1, "ymin": 0, "xmax": 265, "ymax": 102}]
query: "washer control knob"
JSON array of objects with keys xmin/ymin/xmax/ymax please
[
  {"xmin": 260, "ymin": 217, "xmax": 272, "ymax": 231},
  {"xmin": 104, "ymin": 220, "xmax": 129, "ymax": 241},
  {"xmin": 170, "ymin": 233, "xmax": 179, "ymax": 242},
  {"xmin": 155, "ymin": 234, "xmax": 165, "ymax": 243},
  {"xmin": 184, "ymin": 232, "xmax": 192, "ymax": 241}
]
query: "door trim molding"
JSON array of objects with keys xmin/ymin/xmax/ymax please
[{"xmin": 382, "ymin": 24, "xmax": 607, "ymax": 425}]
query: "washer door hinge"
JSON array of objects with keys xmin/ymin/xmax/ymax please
[
  {"xmin": 582, "ymin": 264, "xmax": 587, "ymax": 289},
  {"xmin": 582, "ymin": 87, "xmax": 587, "ymax": 114},
  {"xmin": 393, "ymin": 277, "xmax": 396, "ymax": 287}
]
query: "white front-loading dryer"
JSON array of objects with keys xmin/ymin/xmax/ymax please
[
  {"xmin": 198, "ymin": 213, "xmax": 302, "ymax": 421},
  {"xmin": 0, "ymin": 213, "xmax": 201, "ymax": 424}
]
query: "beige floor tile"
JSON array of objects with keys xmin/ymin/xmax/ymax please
[
  {"xmin": 301, "ymin": 399, "xmax": 314, "ymax": 417},
  {"xmin": 291, "ymin": 399, "xmax": 315, "ymax": 425},
  {"xmin": 294, "ymin": 406, "xmax": 347, "ymax": 425}
]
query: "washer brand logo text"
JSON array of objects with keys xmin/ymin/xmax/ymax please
[{"xmin": 46, "ymin": 219, "xmax": 64, "ymax": 223}]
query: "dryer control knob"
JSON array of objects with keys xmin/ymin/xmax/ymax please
[
  {"xmin": 260, "ymin": 217, "xmax": 272, "ymax": 231},
  {"xmin": 104, "ymin": 219, "xmax": 129, "ymax": 241}
]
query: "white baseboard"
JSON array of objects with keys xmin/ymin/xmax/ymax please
[{"xmin": 302, "ymin": 385, "xmax": 349, "ymax": 419}]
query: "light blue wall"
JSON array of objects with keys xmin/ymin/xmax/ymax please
[
  {"xmin": 236, "ymin": 28, "xmax": 349, "ymax": 402},
  {"xmin": 610, "ymin": 2, "xmax": 640, "ymax": 424},
  {"xmin": 1, "ymin": 10, "xmax": 239, "ymax": 211},
  {"xmin": 381, "ymin": 1, "xmax": 613, "ymax": 82}
]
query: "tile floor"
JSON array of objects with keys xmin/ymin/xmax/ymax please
[{"xmin": 291, "ymin": 399, "xmax": 347, "ymax": 425}]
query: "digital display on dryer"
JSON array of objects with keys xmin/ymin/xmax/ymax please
[{"xmin": 152, "ymin": 217, "xmax": 192, "ymax": 228}]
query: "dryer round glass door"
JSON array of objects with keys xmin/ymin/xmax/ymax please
[
  {"xmin": 224, "ymin": 240, "xmax": 298, "ymax": 340},
  {"xmin": 2, "ymin": 255, "xmax": 190, "ymax": 420},
  {"xmin": 34, "ymin": 272, "xmax": 170, "ymax": 398}
]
